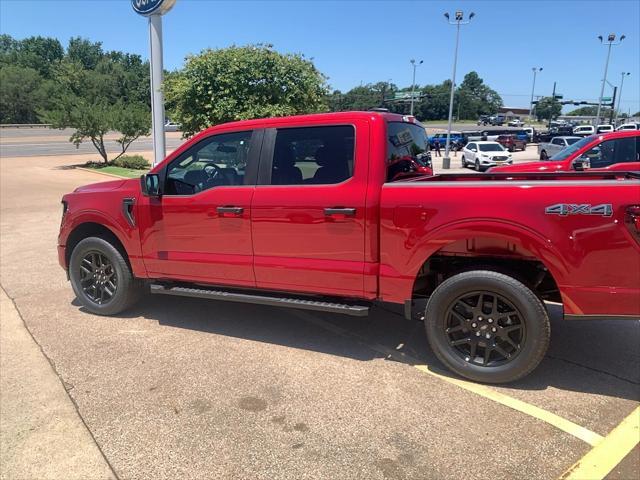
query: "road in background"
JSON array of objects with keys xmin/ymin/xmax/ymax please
[{"xmin": 0, "ymin": 128, "xmax": 184, "ymax": 158}]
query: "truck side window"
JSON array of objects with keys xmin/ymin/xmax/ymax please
[
  {"xmin": 583, "ymin": 137, "xmax": 638, "ymax": 168},
  {"xmin": 270, "ymin": 125, "xmax": 355, "ymax": 185},
  {"xmin": 164, "ymin": 130, "xmax": 253, "ymax": 195}
]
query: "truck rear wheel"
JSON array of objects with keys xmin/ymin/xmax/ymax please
[
  {"xmin": 424, "ymin": 270, "xmax": 550, "ymax": 383},
  {"xmin": 69, "ymin": 237, "xmax": 142, "ymax": 316}
]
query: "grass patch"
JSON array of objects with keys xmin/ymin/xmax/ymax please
[{"xmin": 84, "ymin": 163, "xmax": 148, "ymax": 178}]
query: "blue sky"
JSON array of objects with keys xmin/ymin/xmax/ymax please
[{"xmin": 2, "ymin": 0, "xmax": 639, "ymax": 113}]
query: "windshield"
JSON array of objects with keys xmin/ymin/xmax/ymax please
[
  {"xmin": 566, "ymin": 138, "xmax": 580, "ymax": 145},
  {"xmin": 479, "ymin": 143, "xmax": 505, "ymax": 152},
  {"xmin": 550, "ymin": 135, "xmax": 594, "ymax": 160}
]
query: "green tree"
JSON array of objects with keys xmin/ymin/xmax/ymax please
[
  {"xmin": 415, "ymin": 81, "xmax": 452, "ymax": 120},
  {"xmin": 67, "ymin": 37, "xmax": 103, "ymax": 70},
  {"xmin": 327, "ymin": 82, "xmax": 398, "ymax": 112},
  {"xmin": 534, "ymin": 96, "xmax": 562, "ymax": 121},
  {"xmin": 455, "ymin": 71, "xmax": 503, "ymax": 119},
  {"xmin": 45, "ymin": 97, "xmax": 150, "ymax": 164},
  {"xmin": 0, "ymin": 65, "xmax": 47, "ymax": 123},
  {"xmin": 164, "ymin": 44, "xmax": 329, "ymax": 136}
]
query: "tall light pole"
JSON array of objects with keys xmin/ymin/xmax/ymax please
[
  {"xmin": 409, "ymin": 59, "xmax": 423, "ymax": 116},
  {"xmin": 443, "ymin": 10, "xmax": 474, "ymax": 169},
  {"xmin": 614, "ymin": 72, "xmax": 631, "ymax": 125},
  {"xmin": 528, "ymin": 67, "xmax": 543, "ymax": 123},
  {"xmin": 132, "ymin": 0, "xmax": 177, "ymax": 166},
  {"xmin": 596, "ymin": 33, "xmax": 625, "ymax": 126}
]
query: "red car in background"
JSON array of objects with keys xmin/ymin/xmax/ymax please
[
  {"xmin": 489, "ymin": 131, "xmax": 640, "ymax": 173},
  {"xmin": 495, "ymin": 134, "xmax": 527, "ymax": 152}
]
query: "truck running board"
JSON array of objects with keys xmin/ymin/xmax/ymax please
[{"xmin": 149, "ymin": 284, "xmax": 370, "ymax": 317}]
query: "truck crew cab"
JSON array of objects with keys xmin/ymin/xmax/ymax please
[{"xmin": 58, "ymin": 112, "xmax": 640, "ymax": 383}]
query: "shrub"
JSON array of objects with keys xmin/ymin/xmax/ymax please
[{"xmin": 112, "ymin": 155, "xmax": 150, "ymax": 170}]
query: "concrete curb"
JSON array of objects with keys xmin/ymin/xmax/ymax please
[{"xmin": 0, "ymin": 287, "xmax": 117, "ymax": 480}]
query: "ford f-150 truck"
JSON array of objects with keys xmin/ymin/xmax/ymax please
[
  {"xmin": 490, "ymin": 130, "xmax": 640, "ymax": 173},
  {"xmin": 58, "ymin": 112, "xmax": 640, "ymax": 383}
]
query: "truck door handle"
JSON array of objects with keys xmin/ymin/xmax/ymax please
[
  {"xmin": 217, "ymin": 206, "xmax": 244, "ymax": 216},
  {"xmin": 324, "ymin": 207, "xmax": 356, "ymax": 216}
]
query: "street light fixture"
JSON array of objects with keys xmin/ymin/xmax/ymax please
[
  {"xmin": 529, "ymin": 67, "xmax": 543, "ymax": 123},
  {"xmin": 614, "ymin": 72, "xmax": 631, "ymax": 125},
  {"xmin": 409, "ymin": 59, "xmax": 423, "ymax": 116},
  {"xmin": 596, "ymin": 33, "xmax": 625, "ymax": 125},
  {"xmin": 442, "ymin": 10, "xmax": 475, "ymax": 169}
]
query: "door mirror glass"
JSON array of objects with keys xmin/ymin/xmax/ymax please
[{"xmin": 141, "ymin": 173, "xmax": 161, "ymax": 196}]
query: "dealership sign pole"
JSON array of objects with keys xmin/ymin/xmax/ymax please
[{"xmin": 132, "ymin": 0, "xmax": 176, "ymax": 166}]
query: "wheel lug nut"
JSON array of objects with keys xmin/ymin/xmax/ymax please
[
  {"xmin": 475, "ymin": 332, "xmax": 481, "ymax": 337},
  {"xmin": 488, "ymin": 318, "xmax": 493, "ymax": 324},
  {"xmin": 491, "ymin": 327, "xmax": 497, "ymax": 332},
  {"xmin": 478, "ymin": 316, "xmax": 483, "ymax": 321},
  {"xmin": 485, "ymin": 334, "xmax": 491, "ymax": 339},
  {"xmin": 471, "ymin": 322, "xmax": 477, "ymax": 328}
]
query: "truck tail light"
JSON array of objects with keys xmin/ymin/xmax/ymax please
[{"xmin": 624, "ymin": 205, "xmax": 640, "ymax": 242}]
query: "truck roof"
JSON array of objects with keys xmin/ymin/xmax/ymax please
[{"xmin": 198, "ymin": 111, "xmax": 416, "ymax": 134}]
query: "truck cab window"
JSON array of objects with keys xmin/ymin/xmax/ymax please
[
  {"xmin": 165, "ymin": 131, "xmax": 253, "ymax": 195},
  {"xmin": 271, "ymin": 125, "xmax": 355, "ymax": 185}
]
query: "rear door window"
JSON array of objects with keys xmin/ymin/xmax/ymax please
[{"xmin": 269, "ymin": 125, "xmax": 355, "ymax": 185}]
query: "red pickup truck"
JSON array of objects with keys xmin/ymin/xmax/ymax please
[
  {"xmin": 58, "ymin": 112, "xmax": 640, "ymax": 383},
  {"xmin": 490, "ymin": 130, "xmax": 640, "ymax": 173}
]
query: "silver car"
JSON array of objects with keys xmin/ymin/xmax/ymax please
[{"xmin": 537, "ymin": 136, "xmax": 581, "ymax": 160}]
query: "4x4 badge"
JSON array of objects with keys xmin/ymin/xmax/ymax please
[{"xmin": 545, "ymin": 203, "xmax": 613, "ymax": 217}]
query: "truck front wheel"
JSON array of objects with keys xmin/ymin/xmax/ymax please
[
  {"xmin": 69, "ymin": 237, "xmax": 142, "ymax": 316},
  {"xmin": 424, "ymin": 270, "xmax": 550, "ymax": 383}
]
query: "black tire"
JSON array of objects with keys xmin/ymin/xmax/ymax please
[
  {"xmin": 424, "ymin": 270, "xmax": 550, "ymax": 383},
  {"xmin": 475, "ymin": 159, "xmax": 481, "ymax": 172},
  {"xmin": 540, "ymin": 150, "xmax": 548, "ymax": 160},
  {"xmin": 461, "ymin": 155, "xmax": 466, "ymax": 167},
  {"xmin": 69, "ymin": 237, "xmax": 143, "ymax": 315}
]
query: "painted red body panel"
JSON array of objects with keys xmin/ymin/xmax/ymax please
[
  {"xmin": 58, "ymin": 112, "xmax": 640, "ymax": 319},
  {"xmin": 490, "ymin": 131, "xmax": 640, "ymax": 173}
]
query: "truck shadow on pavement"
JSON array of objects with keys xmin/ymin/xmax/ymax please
[{"xmin": 104, "ymin": 294, "xmax": 639, "ymax": 401}]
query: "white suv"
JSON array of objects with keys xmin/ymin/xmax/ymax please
[
  {"xmin": 573, "ymin": 125, "xmax": 595, "ymax": 136},
  {"xmin": 596, "ymin": 124, "xmax": 614, "ymax": 133},
  {"xmin": 462, "ymin": 141, "xmax": 513, "ymax": 172}
]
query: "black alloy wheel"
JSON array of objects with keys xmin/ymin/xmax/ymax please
[
  {"xmin": 79, "ymin": 251, "xmax": 118, "ymax": 305},
  {"xmin": 444, "ymin": 291, "xmax": 525, "ymax": 367}
]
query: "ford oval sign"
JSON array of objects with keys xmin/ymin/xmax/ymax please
[{"xmin": 132, "ymin": 0, "xmax": 176, "ymax": 16}]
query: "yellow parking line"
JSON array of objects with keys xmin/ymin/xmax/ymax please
[
  {"xmin": 294, "ymin": 311, "xmax": 604, "ymax": 446},
  {"xmin": 560, "ymin": 406, "xmax": 640, "ymax": 480},
  {"xmin": 413, "ymin": 364, "xmax": 604, "ymax": 447}
]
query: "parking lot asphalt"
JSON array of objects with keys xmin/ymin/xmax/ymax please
[{"xmin": 1, "ymin": 147, "xmax": 638, "ymax": 479}]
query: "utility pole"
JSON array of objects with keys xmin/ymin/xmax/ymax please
[
  {"xmin": 596, "ymin": 33, "xmax": 625, "ymax": 125},
  {"xmin": 529, "ymin": 67, "xmax": 543, "ymax": 123},
  {"xmin": 614, "ymin": 72, "xmax": 630, "ymax": 125},
  {"xmin": 443, "ymin": 10, "xmax": 475, "ymax": 169},
  {"xmin": 548, "ymin": 81, "xmax": 556, "ymax": 129},
  {"xmin": 609, "ymin": 86, "xmax": 617, "ymax": 125},
  {"xmin": 409, "ymin": 59, "xmax": 423, "ymax": 116}
]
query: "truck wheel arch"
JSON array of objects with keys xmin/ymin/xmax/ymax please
[
  {"xmin": 398, "ymin": 220, "xmax": 569, "ymax": 308},
  {"xmin": 63, "ymin": 213, "xmax": 146, "ymax": 278}
]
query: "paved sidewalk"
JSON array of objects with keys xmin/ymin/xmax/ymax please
[{"xmin": 0, "ymin": 287, "xmax": 115, "ymax": 480}]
